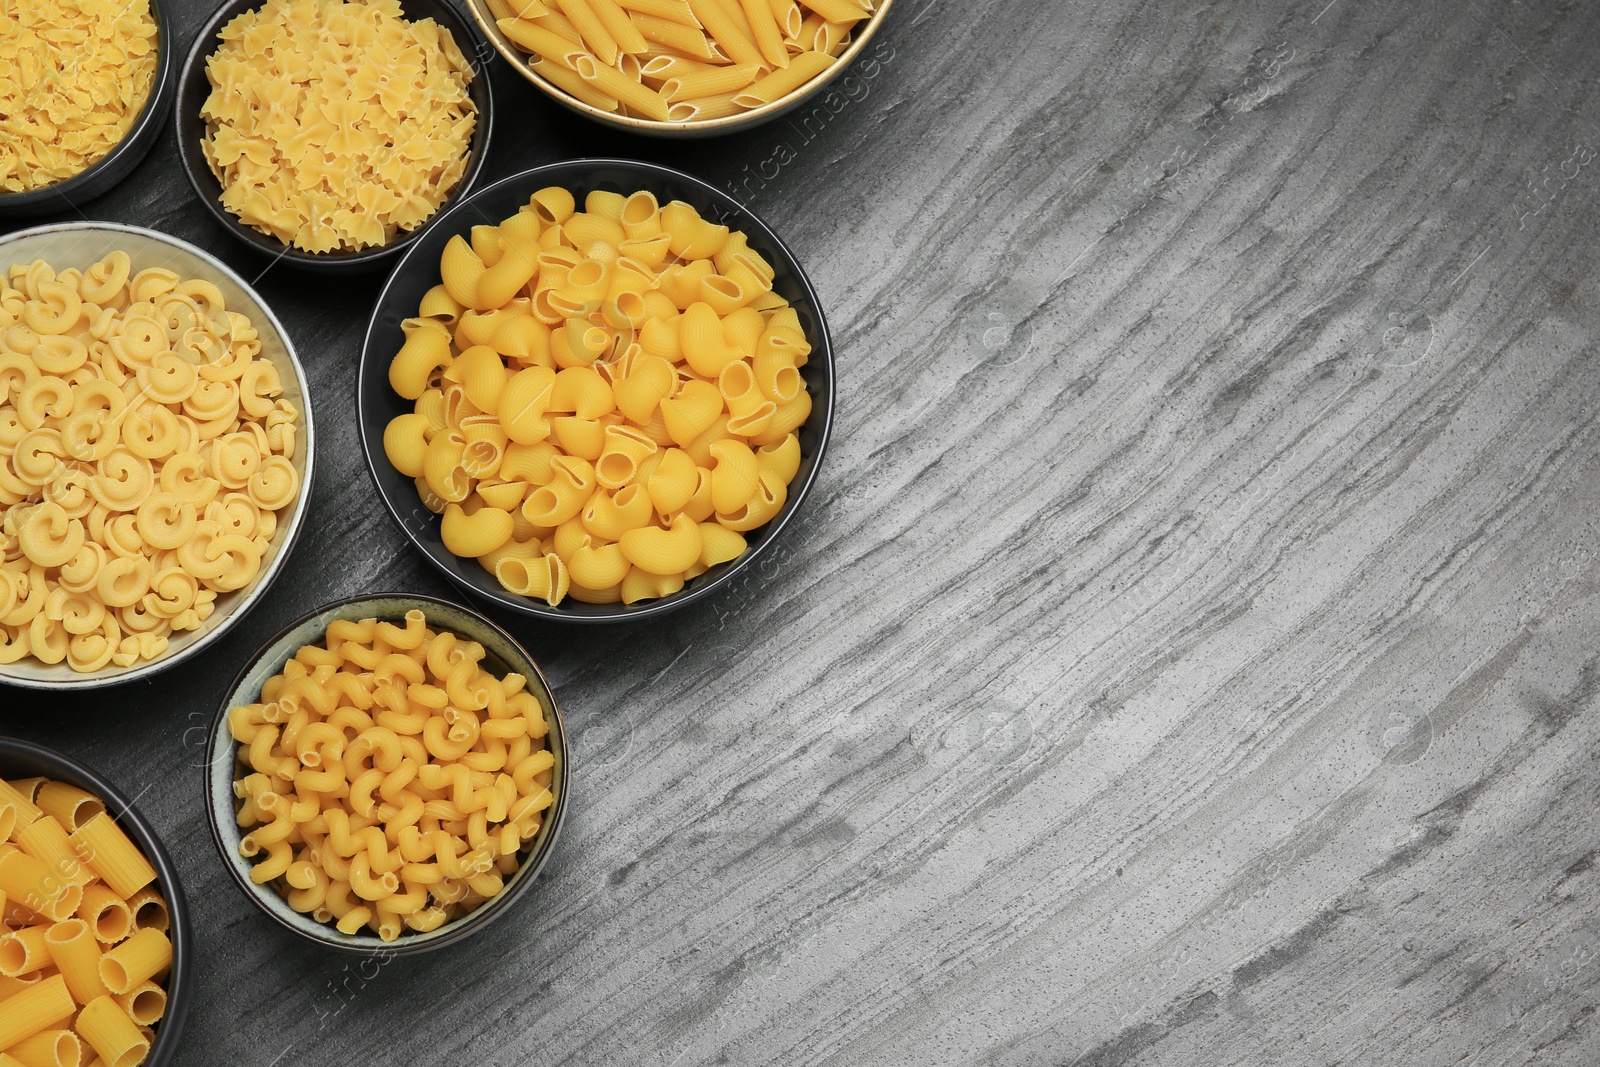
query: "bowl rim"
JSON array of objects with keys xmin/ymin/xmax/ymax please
[
  {"xmin": 0, "ymin": 220, "xmax": 318, "ymax": 690},
  {"xmin": 204, "ymin": 591, "xmax": 571, "ymax": 956},
  {"xmin": 0, "ymin": 736, "xmax": 193, "ymax": 1065},
  {"xmin": 462, "ymin": 0, "xmax": 896, "ymax": 137},
  {"xmin": 356, "ymin": 157, "xmax": 834, "ymax": 622},
  {"xmin": 0, "ymin": 0, "xmax": 176, "ymax": 214},
  {"xmin": 172, "ymin": 0, "xmax": 497, "ymax": 271}
]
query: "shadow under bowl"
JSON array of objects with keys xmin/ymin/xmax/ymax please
[
  {"xmin": 173, "ymin": 0, "xmax": 496, "ymax": 273},
  {"xmin": 205, "ymin": 593, "xmax": 570, "ymax": 956}
]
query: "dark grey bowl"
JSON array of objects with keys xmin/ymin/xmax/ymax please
[
  {"xmin": 206, "ymin": 593, "xmax": 569, "ymax": 956},
  {"xmin": 0, "ymin": 738, "xmax": 192, "ymax": 1064},
  {"xmin": 0, "ymin": 0, "xmax": 176, "ymax": 219},
  {"xmin": 357, "ymin": 159, "xmax": 835, "ymax": 622},
  {"xmin": 174, "ymin": 0, "xmax": 495, "ymax": 273}
]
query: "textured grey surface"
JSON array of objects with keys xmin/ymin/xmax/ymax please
[{"xmin": 4, "ymin": 0, "xmax": 1600, "ymax": 1063}]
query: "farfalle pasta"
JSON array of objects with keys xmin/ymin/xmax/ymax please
[
  {"xmin": 382, "ymin": 186, "xmax": 810, "ymax": 606},
  {"xmin": 227, "ymin": 611, "xmax": 556, "ymax": 941},
  {"xmin": 198, "ymin": 0, "xmax": 477, "ymax": 254},
  {"xmin": 0, "ymin": 0, "xmax": 158, "ymax": 193},
  {"xmin": 0, "ymin": 252, "xmax": 302, "ymax": 674}
]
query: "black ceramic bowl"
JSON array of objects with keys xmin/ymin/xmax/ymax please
[
  {"xmin": 0, "ymin": 0, "xmax": 176, "ymax": 220},
  {"xmin": 174, "ymin": 0, "xmax": 495, "ymax": 273},
  {"xmin": 206, "ymin": 593, "xmax": 569, "ymax": 955},
  {"xmin": 357, "ymin": 158, "xmax": 835, "ymax": 622},
  {"xmin": 0, "ymin": 738, "xmax": 192, "ymax": 1064}
]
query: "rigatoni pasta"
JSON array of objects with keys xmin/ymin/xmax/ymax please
[
  {"xmin": 227, "ymin": 610, "xmax": 557, "ymax": 941},
  {"xmin": 382, "ymin": 187, "xmax": 811, "ymax": 606},
  {"xmin": 0, "ymin": 777, "xmax": 173, "ymax": 1066},
  {"xmin": 489, "ymin": 0, "xmax": 877, "ymax": 123}
]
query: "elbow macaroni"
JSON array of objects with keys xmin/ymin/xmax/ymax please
[
  {"xmin": 0, "ymin": 776, "xmax": 170, "ymax": 1067},
  {"xmin": 228, "ymin": 610, "xmax": 557, "ymax": 941},
  {"xmin": 0, "ymin": 253, "xmax": 302, "ymax": 673},
  {"xmin": 383, "ymin": 187, "xmax": 811, "ymax": 606}
]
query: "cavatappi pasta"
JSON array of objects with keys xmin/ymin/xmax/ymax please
[
  {"xmin": 0, "ymin": 253, "xmax": 303, "ymax": 673},
  {"xmin": 227, "ymin": 611, "xmax": 557, "ymax": 941},
  {"xmin": 200, "ymin": 0, "xmax": 478, "ymax": 253},
  {"xmin": 486, "ymin": 0, "xmax": 875, "ymax": 122},
  {"xmin": 0, "ymin": 776, "xmax": 171, "ymax": 1067},
  {"xmin": 383, "ymin": 187, "xmax": 810, "ymax": 606},
  {"xmin": 0, "ymin": 0, "xmax": 159, "ymax": 193}
]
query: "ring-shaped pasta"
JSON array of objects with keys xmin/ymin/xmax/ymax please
[
  {"xmin": 244, "ymin": 454, "xmax": 299, "ymax": 511},
  {"xmin": 208, "ymin": 433, "xmax": 262, "ymax": 489},
  {"xmin": 60, "ymin": 407, "xmax": 119, "ymax": 462},
  {"xmin": 90, "ymin": 448, "xmax": 155, "ymax": 511},
  {"xmin": 31, "ymin": 333, "xmax": 88, "ymax": 375},
  {"xmin": 121, "ymin": 403, "xmax": 183, "ymax": 461},
  {"xmin": 81, "ymin": 252, "xmax": 132, "ymax": 306},
  {"xmin": 54, "ymin": 540, "xmax": 107, "ymax": 595},
  {"xmin": 138, "ymin": 352, "xmax": 198, "ymax": 406},
  {"xmin": 17, "ymin": 376, "xmax": 73, "ymax": 430},
  {"xmin": 96, "ymin": 555, "xmax": 153, "ymax": 609},
  {"xmin": 22, "ymin": 281, "xmax": 82, "ymax": 336},
  {"xmin": 17, "ymin": 502, "xmax": 86, "ymax": 568},
  {"xmin": 135, "ymin": 493, "xmax": 198, "ymax": 551},
  {"xmin": 12, "ymin": 427, "xmax": 68, "ymax": 485}
]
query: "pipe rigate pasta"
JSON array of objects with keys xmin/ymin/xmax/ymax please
[
  {"xmin": 0, "ymin": 254, "xmax": 302, "ymax": 673},
  {"xmin": 228, "ymin": 611, "xmax": 557, "ymax": 940},
  {"xmin": 381, "ymin": 187, "xmax": 812, "ymax": 605},
  {"xmin": 0, "ymin": 775, "xmax": 172, "ymax": 1066}
]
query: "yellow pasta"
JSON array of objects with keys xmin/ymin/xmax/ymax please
[
  {"xmin": 68, "ymin": 817, "xmax": 154, "ymax": 901},
  {"xmin": 96, "ymin": 930, "xmax": 169, "ymax": 996},
  {"xmin": 228, "ymin": 611, "xmax": 557, "ymax": 941},
  {"xmin": 0, "ymin": 783, "xmax": 169, "ymax": 1062},
  {"xmin": 74, "ymin": 997, "xmax": 145, "ymax": 1067},
  {"xmin": 199, "ymin": 0, "xmax": 477, "ymax": 253},
  {"xmin": 383, "ymin": 189, "xmax": 812, "ymax": 604},
  {"xmin": 0, "ymin": 0, "xmax": 158, "ymax": 193},
  {"xmin": 495, "ymin": 0, "xmax": 872, "ymax": 122},
  {"xmin": 0, "ymin": 254, "xmax": 302, "ymax": 673}
]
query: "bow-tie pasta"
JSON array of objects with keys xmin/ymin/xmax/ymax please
[
  {"xmin": 0, "ymin": 253, "xmax": 303, "ymax": 674},
  {"xmin": 198, "ymin": 0, "xmax": 477, "ymax": 254},
  {"xmin": 383, "ymin": 187, "xmax": 810, "ymax": 607},
  {"xmin": 0, "ymin": 0, "xmax": 159, "ymax": 192}
]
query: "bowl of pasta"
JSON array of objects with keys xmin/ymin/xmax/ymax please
[
  {"xmin": 0, "ymin": 222, "xmax": 316, "ymax": 689},
  {"xmin": 357, "ymin": 158, "xmax": 833, "ymax": 620},
  {"xmin": 173, "ymin": 0, "xmax": 495, "ymax": 272},
  {"xmin": 0, "ymin": 737, "xmax": 193, "ymax": 1067},
  {"xmin": 205, "ymin": 593, "xmax": 570, "ymax": 955},
  {"xmin": 464, "ymin": 0, "xmax": 894, "ymax": 135},
  {"xmin": 0, "ymin": 0, "xmax": 177, "ymax": 219}
]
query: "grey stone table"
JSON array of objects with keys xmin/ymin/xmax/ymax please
[{"xmin": 4, "ymin": 0, "xmax": 1600, "ymax": 1062}]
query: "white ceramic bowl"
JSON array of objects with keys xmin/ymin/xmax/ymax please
[{"xmin": 0, "ymin": 222, "xmax": 316, "ymax": 689}]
